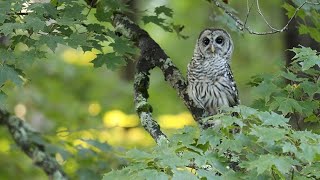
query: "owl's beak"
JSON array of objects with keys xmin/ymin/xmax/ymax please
[{"xmin": 211, "ymin": 45, "xmax": 215, "ymax": 53}]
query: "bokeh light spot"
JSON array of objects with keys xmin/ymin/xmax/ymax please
[
  {"xmin": 88, "ymin": 102, "xmax": 101, "ymax": 116},
  {"xmin": 14, "ymin": 103, "xmax": 27, "ymax": 120}
]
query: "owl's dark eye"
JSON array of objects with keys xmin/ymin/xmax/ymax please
[
  {"xmin": 215, "ymin": 36, "xmax": 224, "ymax": 44},
  {"xmin": 202, "ymin": 37, "xmax": 210, "ymax": 46}
]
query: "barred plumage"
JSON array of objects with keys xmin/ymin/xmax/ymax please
[{"xmin": 187, "ymin": 28, "xmax": 239, "ymax": 115}]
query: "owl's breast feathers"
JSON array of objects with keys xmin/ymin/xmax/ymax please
[{"xmin": 187, "ymin": 56, "xmax": 239, "ymax": 115}]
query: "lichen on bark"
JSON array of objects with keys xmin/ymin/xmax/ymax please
[
  {"xmin": 112, "ymin": 14, "xmax": 207, "ymax": 143},
  {"xmin": 0, "ymin": 109, "xmax": 68, "ymax": 180}
]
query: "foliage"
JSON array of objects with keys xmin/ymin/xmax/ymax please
[
  {"xmin": 103, "ymin": 105, "xmax": 320, "ymax": 179},
  {"xmin": 249, "ymin": 46, "xmax": 320, "ymax": 130},
  {"xmin": 284, "ymin": 0, "xmax": 320, "ymax": 42},
  {"xmin": 0, "ymin": 0, "xmax": 319, "ymax": 179},
  {"xmin": 249, "ymin": 0, "xmax": 320, "ymax": 131},
  {"xmin": 0, "ymin": 0, "xmax": 138, "ymax": 98}
]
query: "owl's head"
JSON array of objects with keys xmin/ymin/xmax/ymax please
[{"xmin": 196, "ymin": 28, "xmax": 233, "ymax": 59}]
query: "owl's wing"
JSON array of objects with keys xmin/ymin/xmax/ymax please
[{"xmin": 225, "ymin": 64, "xmax": 240, "ymax": 106}]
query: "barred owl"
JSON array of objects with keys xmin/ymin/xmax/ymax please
[{"xmin": 187, "ymin": 28, "xmax": 239, "ymax": 115}]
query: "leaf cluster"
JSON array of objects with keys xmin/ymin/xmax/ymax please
[
  {"xmin": 103, "ymin": 105, "xmax": 320, "ymax": 179},
  {"xmin": 250, "ymin": 46, "xmax": 320, "ymax": 131},
  {"xmin": 0, "ymin": 0, "xmax": 139, "ymax": 93}
]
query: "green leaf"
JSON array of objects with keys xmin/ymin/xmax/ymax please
[
  {"xmin": 269, "ymin": 97, "xmax": 304, "ymax": 115},
  {"xmin": 244, "ymin": 155, "xmax": 298, "ymax": 175},
  {"xmin": 110, "ymin": 37, "xmax": 138, "ymax": 55},
  {"xmin": 29, "ymin": 3, "xmax": 58, "ymax": 18},
  {"xmin": 205, "ymin": 152, "xmax": 229, "ymax": 174},
  {"xmin": 67, "ymin": 34, "xmax": 90, "ymax": 48},
  {"xmin": 125, "ymin": 149, "xmax": 152, "ymax": 161},
  {"xmin": 95, "ymin": 6, "xmax": 112, "ymax": 22},
  {"xmin": 301, "ymin": 54, "xmax": 320, "ymax": 71},
  {"xmin": 253, "ymin": 80, "xmax": 280, "ymax": 102},
  {"xmin": 172, "ymin": 169, "xmax": 197, "ymax": 180},
  {"xmin": 0, "ymin": 1, "xmax": 11, "ymax": 13},
  {"xmin": 280, "ymin": 71, "xmax": 306, "ymax": 82},
  {"xmin": 238, "ymin": 105, "xmax": 258, "ymax": 119},
  {"xmin": 103, "ymin": 168, "xmax": 131, "ymax": 180},
  {"xmin": 297, "ymin": 143, "xmax": 320, "ymax": 162},
  {"xmin": 198, "ymin": 129, "xmax": 221, "ymax": 147},
  {"xmin": 15, "ymin": 49, "xmax": 46, "ymax": 69},
  {"xmin": 304, "ymin": 114, "xmax": 319, "ymax": 123},
  {"xmin": 157, "ymin": 151, "xmax": 190, "ymax": 169},
  {"xmin": 37, "ymin": 35, "xmax": 65, "ymax": 51},
  {"xmin": 197, "ymin": 169, "xmax": 220, "ymax": 179},
  {"xmin": 256, "ymin": 111, "xmax": 289, "ymax": 127},
  {"xmin": 142, "ymin": 15, "xmax": 165, "ymax": 25},
  {"xmin": 0, "ymin": 49, "xmax": 15, "ymax": 64},
  {"xmin": 0, "ymin": 65, "xmax": 23, "ymax": 86},
  {"xmin": 299, "ymin": 100, "xmax": 319, "ymax": 116},
  {"xmin": 282, "ymin": 142, "xmax": 298, "ymax": 154},
  {"xmin": 300, "ymin": 81, "xmax": 319, "ymax": 97},
  {"xmin": 301, "ymin": 163, "xmax": 320, "ymax": 179},
  {"xmin": 25, "ymin": 15, "xmax": 46, "ymax": 32},
  {"xmin": 63, "ymin": 3, "xmax": 86, "ymax": 21},
  {"xmin": 77, "ymin": 168, "xmax": 100, "ymax": 180},
  {"xmin": 94, "ymin": 0, "xmax": 129, "ymax": 22},
  {"xmin": 283, "ymin": 3, "xmax": 298, "ymax": 17},
  {"xmin": 0, "ymin": 14, "xmax": 7, "ymax": 24},
  {"xmin": 92, "ymin": 53, "xmax": 126, "ymax": 69},
  {"xmin": 299, "ymin": 25, "xmax": 320, "ymax": 42},
  {"xmin": 219, "ymin": 137, "xmax": 245, "ymax": 153},
  {"xmin": 250, "ymin": 125, "xmax": 286, "ymax": 145},
  {"xmin": 290, "ymin": 46, "xmax": 320, "ymax": 71},
  {"xmin": 86, "ymin": 23, "xmax": 106, "ymax": 34},
  {"xmin": 0, "ymin": 23, "xmax": 24, "ymax": 36},
  {"xmin": 155, "ymin": 6, "xmax": 173, "ymax": 17},
  {"xmin": 142, "ymin": 16, "xmax": 172, "ymax": 32},
  {"xmin": 0, "ymin": 90, "xmax": 7, "ymax": 108},
  {"xmin": 135, "ymin": 169, "xmax": 169, "ymax": 180}
]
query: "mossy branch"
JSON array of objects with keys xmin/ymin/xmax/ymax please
[
  {"xmin": 0, "ymin": 109, "xmax": 68, "ymax": 180},
  {"xmin": 112, "ymin": 14, "xmax": 207, "ymax": 143}
]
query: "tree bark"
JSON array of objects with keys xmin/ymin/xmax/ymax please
[
  {"xmin": 111, "ymin": 14, "xmax": 206, "ymax": 143},
  {"xmin": 0, "ymin": 109, "xmax": 68, "ymax": 180}
]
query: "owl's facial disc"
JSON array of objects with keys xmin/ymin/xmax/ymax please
[{"xmin": 198, "ymin": 29, "xmax": 233, "ymax": 59}]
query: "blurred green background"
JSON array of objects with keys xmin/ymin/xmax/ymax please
[{"xmin": 0, "ymin": 0, "xmax": 290, "ymax": 179}]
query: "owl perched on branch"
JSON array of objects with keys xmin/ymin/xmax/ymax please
[{"xmin": 187, "ymin": 28, "xmax": 239, "ymax": 116}]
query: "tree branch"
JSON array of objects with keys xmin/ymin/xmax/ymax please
[
  {"xmin": 111, "ymin": 14, "xmax": 206, "ymax": 143},
  {"xmin": 0, "ymin": 109, "xmax": 68, "ymax": 180},
  {"xmin": 211, "ymin": 0, "xmax": 319, "ymax": 35}
]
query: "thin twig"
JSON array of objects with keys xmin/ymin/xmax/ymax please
[
  {"xmin": 256, "ymin": 0, "xmax": 278, "ymax": 31},
  {"xmin": 211, "ymin": 0, "xmax": 320, "ymax": 35},
  {"xmin": 243, "ymin": 0, "xmax": 255, "ymax": 29}
]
